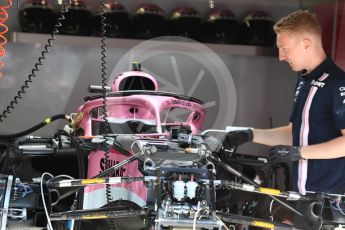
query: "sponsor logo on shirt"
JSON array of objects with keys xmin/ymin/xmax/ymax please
[
  {"xmin": 339, "ymin": 87, "xmax": 345, "ymax": 99},
  {"xmin": 294, "ymin": 81, "xmax": 304, "ymax": 102},
  {"xmin": 311, "ymin": 80, "xmax": 325, "ymax": 88}
]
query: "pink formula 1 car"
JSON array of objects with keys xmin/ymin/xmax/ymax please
[
  {"xmin": 0, "ymin": 63, "xmax": 329, "ymax": 230},
  {"xmin": 76, "ymin": 63, "xmax": 206, "ymax": 211}
]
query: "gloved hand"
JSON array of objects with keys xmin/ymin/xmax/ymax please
[
  {"xmin": 223, "ymin": 129, "xmax": 253, "ymax": 148},
  {"xmin": 268, "ymin": 145, "xmax": 303, "ymax": 163}
]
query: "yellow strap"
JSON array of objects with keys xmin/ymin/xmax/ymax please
[
  {"xmin": 258, "ymin": 187, "xmax": 281, "ymax": 196},
  {"xmin": 252, "ymin": 220, "xmax": 274, "ymax": 229},
  {"xmin": 81, "ymin": 178, "xmax": 105, "ymax": 185},
  {"xmin": 82, "ymin": 215, "xmax": 108, "ymax": 220}
]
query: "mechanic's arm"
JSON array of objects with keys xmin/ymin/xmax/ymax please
[
  {"xmin": 301, "ymin": 129, "xmax": 345, "ymax": 159},
  {"xmin": 252, "ymin": 123, "xmax": 292, "ymax": 146}
]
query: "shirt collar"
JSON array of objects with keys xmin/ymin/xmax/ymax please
[{"xmin": 301, "ymin": 56, "xmax": 333, "ymax": 81}]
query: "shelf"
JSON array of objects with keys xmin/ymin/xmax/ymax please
[
  {"xmin": 9, "ymin": 32, "xmax": 277, "ymax": 57},
  {"xmin": 208, "ymin": 0, "xmax": 335, "ymax": 8},
  {"xmin": 74, "ymin": 0, "xmax": 335, "ymax": 11}
]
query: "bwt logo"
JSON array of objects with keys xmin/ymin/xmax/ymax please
[{"xmin": 311, "ymin": 80, "xmax": 325, "ymax": 88}]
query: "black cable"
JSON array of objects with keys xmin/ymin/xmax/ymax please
[
  {"xmin": 0, "ymin": 0, "xmax": 72, "ymax": 123},
  {"xmin": 73, "ymin": 137, "xmax": 86, "ymax": 214},
  {"xmin": 99, "ymin": 0, "xmax": 112, "ymax": 203},
  {"xmin": 98, "ymin": 1, "xmax": 115, "ymax": 229},
  {"xmin": 42, "ymin": 174, "xmax": 53, "ymax": 215},
  {"xmin": 56, "ymin": 137, "xmax": 86, "ymax": 230},
  {"xmin": 0, "ymin": 114, "xmax": 69, "ymax": 139}
]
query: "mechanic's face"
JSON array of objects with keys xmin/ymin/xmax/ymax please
[{"xmin": 276, "ymin": 31, "xmax": 306, "ymax": 72}]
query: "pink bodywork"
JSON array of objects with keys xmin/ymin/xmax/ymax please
[
  {"xmin": 78, "ymin": 95, "xmax": 205, "ymax": 136},
  {"xmin": 111, "ymin": 70, "xmax": 159, "ymax": 92},
  {"xmin": 79, "ymin": 69, "xmax": 206, "ymax": 209}
]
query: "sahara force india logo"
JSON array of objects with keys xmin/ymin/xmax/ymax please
[{"xmin": 99, "ymin": 157, "xmax": 127, "ymax": 177}]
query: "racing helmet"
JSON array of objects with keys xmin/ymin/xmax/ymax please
[
  {"xmin": 93, "ymin": 1, "xmax": 131, "ymax": 38},
  {"xmin": 18, "ymin": 0, "xmax": 56, "ymax": 33},
  {"xmin": 131, "ymin": 4, "xmax": 165, "ymax": 39},
  {"xmin": 240, "ymin": 11, "xmax": 275, "ymax": 46},
  {"xmin": 167, "ymin": 7, "xmax": 202, "ymax": 40},
  {"xmin": 202, "ymin": 9, "xmax": 238, "ymax": 44},
  {"xmin": 59, "ymin": 0, "xmax": 93, "ymax": 36}
]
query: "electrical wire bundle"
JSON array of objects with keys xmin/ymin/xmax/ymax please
[
  {"xmin": 40, "ymin": 173, "xmax": 77, "ymax": 230},
  {"xmin": 330, "ymin": 195, "xmax": 345, "ymax": 216}
]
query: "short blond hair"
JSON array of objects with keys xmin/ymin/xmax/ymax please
[{"xmin": 273, "ymin": 10, "xmax": 321, "ymax": 36}]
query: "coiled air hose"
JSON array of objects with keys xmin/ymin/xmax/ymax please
[{"xmin": 0, "ymin": 0, "xmax": 71, "ymax": 122}]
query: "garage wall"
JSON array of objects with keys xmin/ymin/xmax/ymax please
[{"xmin": 0, "ymin": 0, "xmax": 306, "ymax": 156}]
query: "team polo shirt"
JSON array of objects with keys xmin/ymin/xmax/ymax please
[{"xmin": 290, "ymin": 57, "xmax": 345, "ymax": 194}]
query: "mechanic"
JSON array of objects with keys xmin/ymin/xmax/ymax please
[{"xmin": 225, "ymin": 9, "xmax": 345, "ymax": 195}]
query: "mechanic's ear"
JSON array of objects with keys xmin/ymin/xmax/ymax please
[{"xmin": 302, "ymin": 38, "xmax": 312, "ymax": 49}]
